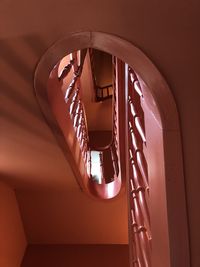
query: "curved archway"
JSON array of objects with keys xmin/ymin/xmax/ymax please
[{"xmin": 34, "ymin": 31, "xmax": 190, "ymax": 267}]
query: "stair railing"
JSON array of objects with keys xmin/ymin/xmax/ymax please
[
  {"xmin": 56, "ymin": 50, "xmax": 121, "ymax": 197},
  {"xmin": 126, "ymin": 65, "xmax": 151, "ymax": 267}
]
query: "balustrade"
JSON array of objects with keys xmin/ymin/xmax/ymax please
[
  {"xmin": 57, "ymin": 51, "xmax": 151, "ymax": 265},
  {"xmin": 58, "ymin": 49, "xmax": 120, "ymax": 188},
  {"xmin": 126, "ymin": 65, "xmax": 151, "ymax": 267}
]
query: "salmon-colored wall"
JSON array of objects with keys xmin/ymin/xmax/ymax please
[
  {"xmin": 0, "ymin": 182, "xmax": 27, "ymax": 267},
  {"xmin": 16, "ymin": 189, "xmax": 128, "ymax": 244}
]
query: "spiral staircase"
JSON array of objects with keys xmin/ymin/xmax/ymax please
[{"xmin": 27, "ymin": 48, "xmax": 151, "ymax": 266}]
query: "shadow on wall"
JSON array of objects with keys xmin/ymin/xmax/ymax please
[{"xmin": 0, "ymin": 35, "xmax": 57, "ymax": 143}]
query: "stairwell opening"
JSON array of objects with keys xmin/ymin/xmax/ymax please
[{"xmin": 34, "ymin": 31, "xmax": 190, "ymax": 267}]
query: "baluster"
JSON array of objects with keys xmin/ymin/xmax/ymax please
[
  {"xmin": 135, "ymin": 116, "xmax": 146, "ymax": 143},
  {"xmin": 131, "ymin": 160, "xmax": 145, "ymax": 191},
  {"xmin": 130, "ymin": 179, "xmax": 135, "ymax": 192},
  {"xmin": 58, "ymin": 59, "xmax": 74, "ymax": 81},
  {"xmin": 99, "ymin": 152, "xmax": 104, "ymax": 184},
  {"xmin": 80, "ymin": 135, "xmax": 85, "ymax": 149},
  {"xmin": 131, "ymin": 208, "xmax": 146, "ymax": 267},
  {"xmin": 65, "ymin": 66, "xmax": 81, "ymax": 102},
  {"xmin": 129, "ymin": 70, "xmax": 143, "ymax": 100},
  {"xmin": 134, "ymin": 80, "xmax": 143, "ymax": 98},
  {"xmin": 132, "ymin": 197, "xmax": 151, "ymax": 267},
  {"xmin": 65, "ymin": 78, "xmax": 76, "ymax": 102},
  {"xmin": 129, "ymin": 121, "xmax": 141, "ymax": 152},
  {"xmin": 77, "ymin": 109, "xmax": 83, "ymax": 129},
  {"xmin": 129, "ymin": 96, "xmax": 137, "ymax": 118},
  {"xmin": 130, "ymin": 167, "xmax": 150, "ymax": 233},
  {"xmin": 138, "ymin": 191, "xmax": 150, "ymax": 233},
  {"xmin": 76, "ymin": 122, "xmax": 82, "ymax": 139},
  {"xmin": 133, "ymin": 195, "xmax": 146, "ymax": 232},
  {"xmin": 131, "ymin": 208, "xmax": 137, "ymax": 227},
  {"xmin": 129, "ymin": 68, "xmax": 137, "ymax": 83},
  {"xmin": 136, "ymin": 151, "xmax": 149, "ymax": 189},
  {"xmin": 134, "ymin": 233, "xmax": 146, "ymax": 267},
  {"xmin": 137, "ymin": 230, "xmax": 151, "ymax": 267},
  {"xmin": 110, "ymin": 145, "xmax": 119, "ymax": 176},
  {"xmin": 69, "ymin": 87, "xmax": 80, "ymax": 116},
  {"xmin": 73, "ymin": 101, "xmax": 81, "ymax": 128},
  {"xmin": 132, "ymin": 240, "xmax": 139, "ymax": 267}
]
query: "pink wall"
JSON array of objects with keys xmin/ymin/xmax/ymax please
[
  {"xmin": 0, "ymin": 182, "xmax": 27, "ymax": 267},
  {"xmin": 16, "ymin": 189, "xmax": 128, "ymax": 244}
]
